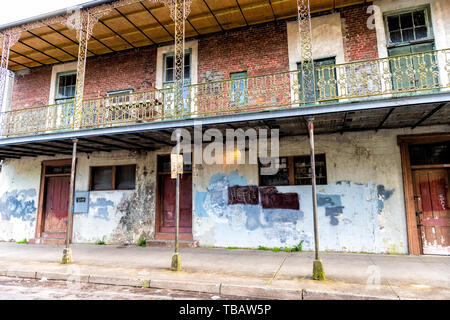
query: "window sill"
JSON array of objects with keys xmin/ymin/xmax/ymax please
[{"xmin": 387, "ymin": 37, "xmax": 435, "ymax": 49}]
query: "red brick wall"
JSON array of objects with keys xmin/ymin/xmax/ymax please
[
  {"xmin": 340, "ymin": 4, "xmax": 379, "ymax": 62},
  {"xmin": 10, "ymin": 22, "xmax": 289, "ymax": 109},
  {"xmin": 83, "ymin": 46, "xmax": 157, "ymax": 100},
  {"xmin": 11, "ymin": 46, "xmax": 157, "ymax": 109},
  {"xmin": 198, "ymin": 22, "xmax": 289, "ymax": 81},
  {"xmin": 11, "ymin": 66, "xmax": 52, "ymax": 110}
]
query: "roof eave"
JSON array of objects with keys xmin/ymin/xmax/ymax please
[{"xmin": 0, "ymin": 0, "xmax": 115, "ymax": 32}]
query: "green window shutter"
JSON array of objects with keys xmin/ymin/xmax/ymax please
[
  {"xmin": 297, "ymin": 57, "xmax": 337, "ymax": 103},
  {"xmin": 230, "ymin": 71, "xmax": 248, "ymax": 106},
  {"xmin": 388, "ymin": 42, "xmax": 438, "ymax": 91}
]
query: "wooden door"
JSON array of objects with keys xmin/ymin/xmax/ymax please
[
  {"xmin": 413, "ymin": 169, "xmax": 450, "ymax": 255},
  {"xmin": 160, "ymin": 174, "xmax": 192, "ymax": 233},
  {"xmin": 43, "ymin": 176, "xmax": 71, "ymax": 236}
]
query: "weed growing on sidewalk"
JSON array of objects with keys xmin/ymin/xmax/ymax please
[
  {"xmin": 95, "ymin": 236, "xmax": 106, "ymax": 245},
  {"xmin": 17, "ymin": 238, "xmax": 27, "ymax": 244},
  {"xmin": 257, "ymin": 241, "xmax": 304, "ymax": 253},
  {"xmin": 137, "ymin": 236, "xmax": 147, "ymax": 248}
]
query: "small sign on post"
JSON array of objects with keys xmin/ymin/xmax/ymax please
[{"xmin": 171, "ymin": 154, "xmax": 183, "ymax": 179}]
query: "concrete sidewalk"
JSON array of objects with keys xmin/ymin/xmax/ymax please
[{"xmin": 0, "ymin": 242, "xmax": 449, "ymax": 299}]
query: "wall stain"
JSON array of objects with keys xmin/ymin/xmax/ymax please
[
  {"xmin": 89, "ymin": 198, "xmax": 114, "ymax": 220},
  {"xmin": 113, "ymin": 157, "xmax": 156, "ymax": 244},
  {"xmin": 196, "ymin": 172, "xmax": 304, "ymax": 244},
  {"xmin": 376, "ymin": 185, "xmax": 394, "ymax": 214},
  {"xmin": 0, "ymin": 189, "xmax": 37, "ymax": 223},
  {"xmin": 318, "ymin": 194, "xmax": 344, "ymax": 226}
]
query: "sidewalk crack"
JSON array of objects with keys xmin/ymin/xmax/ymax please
[
  {"xmin": 368, "ymin": 256, "xmax": 400, "ymax": 299},
  {"xmin": 267, "ymin": 254, "xmax": 289, "ymax": 285}
]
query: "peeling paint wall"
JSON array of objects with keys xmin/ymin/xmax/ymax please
[
  {"xmin": 192, "ymin": 125, "xmax": 449, "ymax": 254},
  {"xmin": 0, "ymin": 157, "xmax": 41, "ymax": 241},
  {"xmin": 0, "ymin": 125, "xmax": 448, "ymax": 253},
  {"xmin": 72, "ymin": 150, "xmax": 157, "ymax": 244},
  {"xmin": 0, "ymin": 149, "xmax": 158, "ymax": 245}
]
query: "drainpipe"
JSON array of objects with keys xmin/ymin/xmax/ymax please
[
  {"xmin": 62, "ymin": 138, "xmax": 78, "ymax": 264},
  {"xmin": 307, "ymin": 117, "xmax": 325, "ymax": 280}
]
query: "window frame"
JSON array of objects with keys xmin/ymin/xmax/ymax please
[
  {"xmin": 229, "ymin": 71, "xmax": 248, "ymax": 106},
  {"xmin": 258, "ymin": 154, "xmax": 327, "ymax": 187},
  {"xmin": 384, "ymin": 6, "xmax": 434, "ymax": 48},
  {"xmin": 89, "ymin": 164, "xmax": 137, "ymax": 191},
  {"xmin": 106, "ymin": 89, "xmax": 134, "ymax": 97},
  {"xmin": 55, "ymin": 70, "xmax": 77, "ymax": 104},
  {"xmin": 162, "ymin": 49, "xmax": 192, "ymax": 87}
]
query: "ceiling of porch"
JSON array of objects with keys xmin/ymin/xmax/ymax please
[
  {"xmin": 0, "ymin": 100, "xmax": 448, "ymax": 160},
  {"xmin": 3, "ymin": 0, "xmax": 369, "ymax": 71}
]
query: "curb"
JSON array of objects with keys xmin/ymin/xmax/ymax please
[{"xmin": 0, "ymin": 268, "xmax": 399, "ymax": 300}]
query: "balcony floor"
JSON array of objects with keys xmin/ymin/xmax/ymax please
[{"xmin": 0, "ymin": 92, "xmax": 449, "ymax": 160}]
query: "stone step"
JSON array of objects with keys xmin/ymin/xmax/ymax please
[
  {"xmin": 146, "ymin": 239, "xmax": 199, "ymax": 248},
  {"xmin": 154, "ymin": 232, "xmax": 193, "ymax": 241},
  {"xmin": 42, "ymin": 232, "xmax": 65, "ymax": 238},
  {"xmin": 33, "ymin": 237, "xmax": 66, "ymax": 245}
]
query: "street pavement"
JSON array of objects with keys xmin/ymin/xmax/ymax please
[
  {"xmin": 0, "ymin": 242, "xmax": 449, "ymax": 299},
  {"xmin": 0, "ymin": 276, "xmax": 251, "ymax": 300}
]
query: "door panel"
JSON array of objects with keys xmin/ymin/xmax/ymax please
[
  {"xmin": 413, "ymin": 169, "xmax": 450, "ymax": 255},
  {"xmin": 160, "ymin": 174, "xmax": 192, "ymax": 233},
  {"xmin": 43, "ymin": 176, "xmax": 70, "ymax": 234}
]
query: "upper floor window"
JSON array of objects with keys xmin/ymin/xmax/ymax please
[
  {"xmin": 106, "ymin": 89, "xmax": 134, "ymax": 105},
  {"xmin": 385, "ymin": 8, "xmax": 432, "ymax": 45},
  {"xmin": 55, "ymin": 71, "xmax": 76, "ymax": 104},
  {"xmin": 163, "ymin": 50, "xmax": 191, "ymax": 88},
  {"xmin": 297, "ymin": 57, "xmax": 337, "ymax": 102},
  {"xmin": 230, "ymin": 71, "xmax": 248, "ymax": 105},
  {"xmin": 385, "ymin": 7, "xmax": 438, "ymax": 91}
]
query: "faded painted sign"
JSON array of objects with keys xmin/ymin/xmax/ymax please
[
  {"xmin": 260, "ymin": 187, "xmax": 299, "ymax": 210},
  {"xmin": 228, "ymin": 186, "xmax": 259, "ymax": 205}
]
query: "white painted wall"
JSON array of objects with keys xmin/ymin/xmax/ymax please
[
  {"xmin": 0, "ymin": 124, "xmax": 448, "ymax": 253},
  {"xmin": 1, "ymin": 70, "xmax": 14, "ymax": 112},
  {"xmin": 287, "ymin": 13, "xmax": 346, "ymax": 70},
  {"xmin": 192, "ymin": 125, "xmax": 450, "ymax": 254},
  {"xmin": 373, "ymin": 0, "xmax": 450, "ymax": 58},
  {"xmin": 0, "ymin": 157, "xmax": 42, "ymax": 241}
]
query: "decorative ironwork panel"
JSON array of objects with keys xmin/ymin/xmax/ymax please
[
  {"xmin": 0, "ymin": 102, "xmax": 74, "ymax": 136},
  {"xmin": 161, "ymin": 0, "xmax": 192, "ymax": 118},
  {"xmin": 80, "ymin": 89, "xmax": 164, "ymax": 128},
  {"xmin": 0, "ymin": 49, "xmax": 449, "ymax": 137},
  {"xmin": 297, "ymin": 0, "xmax": 315, "ymax": 104},
  {"xmin": 0, "ymin": 31, "xmax": 21, "ymax": 112}
]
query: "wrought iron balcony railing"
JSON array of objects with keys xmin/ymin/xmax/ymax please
[{"xmin": 1, "ymin": 49, "xmax": 449, "ymax": 137}]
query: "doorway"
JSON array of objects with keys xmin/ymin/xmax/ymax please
[
  {"xmin": 399, "ymin": 135, "xmax": 450, "ymax": 255},
  {"xmin": 35, "ymin": 160, "xmax": 72, "ymax": 244},
  {"xmin": 412, "ymin": 168, "xmax": 450, "ymax": 255},
  {"xmin": 156, "ymin": 155, "xmax": 193, "ymax": 240}
]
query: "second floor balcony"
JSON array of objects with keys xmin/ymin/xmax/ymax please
[{"xmin": 1, "ymin": 48, "xmax": 449, "ymax": 138}]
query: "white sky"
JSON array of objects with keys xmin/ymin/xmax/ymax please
[{"xmin": 0, "ymin": 0, "xmax": 88, "ymax": 26}]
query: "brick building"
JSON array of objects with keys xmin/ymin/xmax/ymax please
[{"xmin": 0, "ymin": 0, "xmax": 448, "ymax": 256}]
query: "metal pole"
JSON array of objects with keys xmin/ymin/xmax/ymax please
[
  {"xmin": 171, "ymin": 130, "xmax": 182, "ymax": 271},
  {"xmin": 62, "ymin": 139, "xmax": 78, "ymax": 264},
  {"xmin": 307, "ymin": 117, "xmax": 325, "ymax": 280},
  {"xmin": 175, "ymin": 131, "xmax": 180, "ymax": 254}
]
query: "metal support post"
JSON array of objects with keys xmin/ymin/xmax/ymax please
[
  {"xmin": 307, "ymin": 117, "xmax": 325, "ymax": 280},
  {"xmin": 62, "ymin": 139, "xmax": 78, "ymax": 264}
]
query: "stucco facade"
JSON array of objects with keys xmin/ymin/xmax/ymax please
[{"xmin": 1, "ymin": 124, "xmax": 448, "ymax": 253}]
